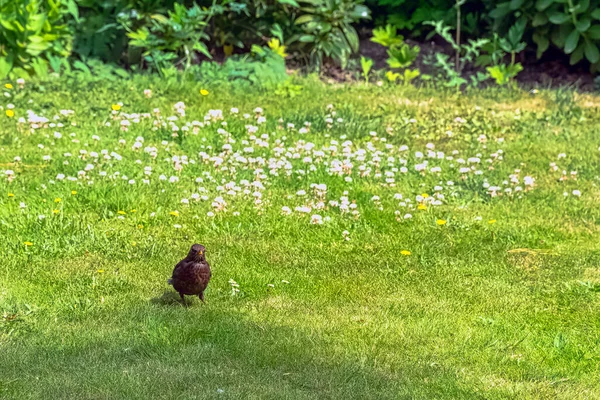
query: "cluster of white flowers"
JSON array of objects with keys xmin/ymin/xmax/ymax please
[{"xmin": 2, "ymin": 97, "xmax": 563, "ymax": 232}]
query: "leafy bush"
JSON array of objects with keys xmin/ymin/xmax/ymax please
[
  {"xmin": 125, "ymin": 2, "xmax": 220, "ymax": 75},
  {"xmin": 366, "ymin": 0, "xmax": 454, "ymax": 31},
  {"xmin": 292, "ymin": 0, "xmax": 370, "ymax": 70},
  {"xmin": 208, "ymin": 0, "xmax": 300, "ymax": 52},
  {"xmin": 0, "ymin": 0, "xmax": 78, "ymax": 79},
  {"xmin": 367, "ymin": 0, "xmax": 600, "ymax": 71},
  {"xmin": 488, "ymin": 0, "xmax": 600, "ymax": 67},
  {"xmin": 73, "ymin": 1, "xmax": 183, "ymax": 63}
]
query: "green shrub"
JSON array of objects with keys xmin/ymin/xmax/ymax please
[
  {"xmin": 125, "ymin": 2, "xmax": 220, "ymax": 75},
  {"xmin": 488, "ymin": 0, "xmax": 600, "ymax": 68},
  {"xmin": 73, "ymin": 1, "xmax": 182, "ymax": 63},
  {"xmin": 292, "ymin": 0, "xmax": 370, "ymax": 70},
  {"xmin": 207, "ymin": 0, "xmax": 301, "ymax": 52},
  {"xmin": 366, "ymin": 0, "xmax": 455, "ymax": 32},
  {"xmin": 0, "ymin": 0, "xmax": 78, "ymax": 79}
]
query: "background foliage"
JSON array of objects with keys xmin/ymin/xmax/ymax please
[{"xmin": 1, "ymin": 0, "xmax": 600, "ymax": 82}]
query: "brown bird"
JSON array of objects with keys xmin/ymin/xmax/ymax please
[{"xmin": 168, "ymin": 244, "xmax": 211, "ymax": 305}]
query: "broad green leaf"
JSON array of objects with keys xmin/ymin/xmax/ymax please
[
  {"xmin": 150, "ymin": 14, "xmax": 169, "ymax": 24},
  {"xmin": 548, "ymin": 12, "xmax": 570, "ymax": 24},
  {"xmin": 552, "ymin": 23, "xmax": 571, "ymax": 47},
  {"xmin": 371, "ymin": 24, "xmax": 404, "ymax": 48},
  {"xmin": 96, "ymin": 23, "xmax": 119, "ymax": 34},
  {"xmin": 587, "ymin": 25, "xmax": 600, "ymax": 38},
  {"xmin": 277, "ymin": 0, "xmax": 300, "ymax": 7},
  {"xmin": 31, "ymin": 57, "xmax": 49, "ymax": 78},
  {"xmin": 510, "ymin": 0, "xmax": 524, "ymax": 9},
  {"xmin": 193, "ymin": 42, "xmax": 212, "ymax": 59},
  {"xmin": 575, "ymin": 0, "xmax": 590, "ymax": 14},
  {"xmin": 0, "ymin": 55, "xmax": 14, "ymax": 79},
  {"xmin": 47, "ymin": 54, "xmax": 63, "ymax": 73},
  {"xmin": 592, "ymin": 9, "xmax": 600, "ymax": 19},
  {"xmin": 113, "ymin": 69, "xmax": 130, "ymax": 78},
  {"xmin": 351, "ymin": 5, "xmax": 371, "ymax": 20},
  {"xmin": 508, "ymin": 63, "xmax": 523, "ymax": 76},
  {"xmin": 564, "ymin": 29, "xmax": 580, "ymax": 53},
  {"xmin": 344, "ymin": 26, "xmax": 359, "ymax": 52},
  {"xmin": 0, "ymin": 20, "xmax": 15, "ymax": 31},
  {"xmin": 576, "ymin": 18, "xmax": 591, "ymax": 32},
  {"xmin": 26, "ymin": 14, "xmax": 46, "ymax": 33},
  {"xmin": 533, "ymin": 33, "xmax": 550, "ymax": 58},
  {"xmin": 508, "ymin": 18, "xmax": 527, "ymax": 44},
  {"xmin": 294, "ymin": 15, "xmax": 314, "ymax": 25},
  {"xmin": 532, "ymin": 12, "xmax": 549, "ymax": 26},
  {"xmin": 11, "ymin": 20, "xmax": 25, "ymax": 33},
  {"xmin": 535, "ymin": 0, "xmax": 554, "ymax": 11},
  {"xmin": 67, "ymin": 0, "xmax": 79, "ymax": 21},
  {"xmin": 584, "ymin": 39, "xmax": 600, "ymax": 62},
  {"xmin": 10, "ymin": 67, "xmax": 29, "ymax": 79},
  {"xmin": 570, "ymin": 42, "xmax": 585, "ymax": 64},
  {"xmin": 270, "ymin": 24, "xmax": 284, "ymax": 43},
  {"xmin": 28, "ymin": 35, "xmax": 46, "ymax": 43},
  {"xmin": 487, "ymin": 65, "xmax": 508, "ymax": 85},
  {"xmin": 298, "ymin": 34, "xmax": 316, "ymax": 42},
  {"xmin": 26, "ymin": 41, "xmax": 52, "ymax": 56},
  {"xmin": 489, "ymin": 2, "xmax": 511, "ymax": 18},
  {"xmin": 73, "ymin": 60, "xmax": 91, "ymax": 74}
]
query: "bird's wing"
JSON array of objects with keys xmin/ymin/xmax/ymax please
[{"xmin": 171, "ymin": 260, "xmax": 187, "ymax": 278}]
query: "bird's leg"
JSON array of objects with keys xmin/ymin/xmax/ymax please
[
  {"xmin": 198, "ymin": 292, "xmax": 205, "ymax": 304},
  {"xmin": 179, "ymin": 292, "xmax": 186, "ymax": 306}
]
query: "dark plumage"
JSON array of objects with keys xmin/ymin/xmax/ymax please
[{"xmin": 168, "ymin": 244, "xmax": 211, "ymax": 304}]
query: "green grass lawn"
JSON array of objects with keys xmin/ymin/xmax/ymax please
[{"xmin": 1, "ymin": 77, "xmax": 600, "ymax": 399}]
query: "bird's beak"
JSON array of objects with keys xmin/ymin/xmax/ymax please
[{"xmin": 199, "ymin": 251, "xmax": 203, "ymax": 255}]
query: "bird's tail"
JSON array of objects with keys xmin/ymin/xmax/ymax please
[{"xmin": 167, "ymin": 278, "xmax": 173, "ymax": 285}]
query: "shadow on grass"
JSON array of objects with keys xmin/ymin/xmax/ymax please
[
  {"xmin": 151, "ymin": 290, "xmax": 212, "ymax": 307},
  {"xmin": 0, "ymin": 305, "xmax": 482, "ymax": 400},
  {"xmin": 150, "ymin": 290, "xmax": 184, "ymax": 306}
]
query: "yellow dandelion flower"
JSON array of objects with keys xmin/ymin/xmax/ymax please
[
  {"xmin": 52, "ymin": 209, "xmax": 60, "ymax": 214},
  {"xmin": 6, "ymin": 110, "xmax": 15, "ymax": 118},
  {"xmin": 200, "ymin": 89, "xmax": 209, "ymax": 96},
  {"xmin": 71, "ymin": 190, "xmax": 77, "ymax": 195},
  {"xmin": 137, "ymin": 224, "xmax": 143, "ymax": 229},
  {"xmin": 8, "ymin": 193, "xmax": 15, "ymax": 197},
  {"xmin": 24, "ymin": 241, "xmax": 33, "ymax": 246},
  {"xmin": 97, "ymin": 269, "xmax": 105, "ymax": 273},
  {"xmin": 5, "ymin": 83, "xmax": 13, "ymax": 89},
  {"xmin": 54, "ymin": 198, "xmax": 61, "ymax": 203},
  {"xmin": 400, "ymin": 250, "xmax": 411, "ymax": 256},
  {"xmin": 436, "ymin": 219, "xmax": 447, "ymax": 225},
  {"xmin": 417, "ymin": 204, "xmax": 427, "ymax": 210},
  {"xmin": 169, "ymin": 211, "xmax": 179, "ymax": 217},
  {"xmin": 111, "ymin": 104, "xmax": 121, "ymax": 111},
  {"xmin": 117, "ymin": 210, "xmax": 126, "ymax": 215},
  {"xmin": 421, "ymin": 193, "xmax": 429, "ymax": 198},
  {"xmin": 488, "ymin": 219, "xmax": 497, "ymax": 224}
]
